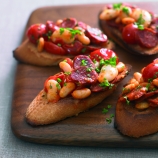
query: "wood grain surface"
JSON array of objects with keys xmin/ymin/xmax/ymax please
[{"xmin": 11, "ymin": 2, "xmax": 158, "ymax": 148}]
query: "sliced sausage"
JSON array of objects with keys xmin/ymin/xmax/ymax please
[
  {"xmin": 73, "ymin": 55, "xmax": 95, "ymax": 69},
  {"xmin": 77, "ymin": 21, "xmax": 87, "ymax": 31},
  {"xmin": 62, "ymin": 40, "xmax": 83, "ymax": 55},
  {"xmin": 85, "ymin": 27, "xmax": 107, "ymax": 44},
  {"xmin": 136, "ymin": 28, "xmax": 158, "ymax": 48},
  {"xmin": 70, "ymin": 66, "xmax": 98, "ymax": 85},
  {"xmin": 60, "ymin": 18, "xmax": 77, "ymax": 28}
]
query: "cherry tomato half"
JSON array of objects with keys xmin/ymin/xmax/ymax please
[
  {"xmin": 44, "ymin": 41, "xmax": 67, "ymax": 55},
  {"xmin": 27, "ymin": 24, "xmax": 46, "ymax": 44},
  {"xmin": 44, "ymin": 72, "xmax": 66, "ymax": 92},
  {"xmin": 142, "ymin": 62, "xmax": 158, "ymax": 82},
  {"xmin": 122, "ymin": 23, "xmax": 138, "ymax": 44},
  {"xmin": 90, "ymin": 48, "xmax": 119, "ymax": 64}
]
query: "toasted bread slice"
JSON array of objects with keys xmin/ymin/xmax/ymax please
[
  {"xmin": 26, "ymin": 64, "xmax": 131, "ymax": 126},
  {"xmin": 13, "ymin": 38, "xmax": 115, "ymax": 66},
  {"xmin": 26, "ymin": 87, "xmax": 116, "ymax": 125},
  {"xmin": 13, "ymin": 39, "xmax": 73, "ymax": 66},
  {"xmin": 99, "ymin": 20, "xmax": 158, "ymax": 56},
  {"xmin": 115, "ymin": 101, "xmax": 158, "ymax": 138}
]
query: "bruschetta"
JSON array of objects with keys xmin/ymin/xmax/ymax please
[
  {"xmin": 115, "ymin": 58, "xmax": 158, "ymax": 138},
  {"xmin": 13, "ymin": 18, "xmax": 114, "ymax": 66},
  {"xmin": 25, "ymin": 48, "xmax": 131, "ymax": 125},
  {"xmin": 99, "ymin": 3, "xmax": 158, "ymax": 55}
]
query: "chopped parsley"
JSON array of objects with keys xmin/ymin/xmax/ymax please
[
  {"xmin": 49, "ymin": 83, "xmax": 52, "ymax": 89},
  {"xmin": 135, "ymin": 13, "xmax": 145, "ymax": 30},
  {"xmin": 99, "ymin": 79, "xmax": 114, "ymax": 89},
  {"xmin": 123, "ymin": 96, "xmax": 130, "ymax": 105},
  {"xmin": 81, "ymin": 47, "xmax": 87, "ymax": 53},
  {"xmin": 59, "ymin": 28, "xmax": 81, "ymax": 38},
  {"xmin": 100, "ymin": 56, "xmax": 117, "ymax": 67},
  {"xmin": 86, "ymin": 67, "xmax": 92, "ymax": 72},
  {"xmin": 102, "ymin": 105, "xmax": 114, "ymax": 124},
  {"xmin": 113, "ymin": 3, "xmax": 122, "ymax": 9},
  {"xmin": 81, "ymin": 59, "xmax": 87, "ymax": 66},
  {"xmin": 57, "ymin": 78, "xmax": 62, "ymax": 83},
  {"xmin": 122, "ymin": 7, "xmax": 129, "ymax": 15},
  {"xmin": 59, "ymin": 28, "xmax": 65, "ymax": 34},
  {"xmin": 56, "ymin": 83, "xmax": 61, "ymax": 90}
]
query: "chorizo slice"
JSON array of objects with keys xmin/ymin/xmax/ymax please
[
  {"xmin": 136, "ymin": 28, "xmax": 158, "ymax": 48},
  {"xmin": 60, "ymin": 18, "xmax": 77, "ymax": 28},
  {"xmin": 73, "ymin": 55, "xmax": 95, "ymax": 69},
  {"xmin": 70, "ymin": 66, "xmax": 98, "ymax": 85},
  {"xmin": 85, "ymin": 27, "xmax": 107, "ymax": 44}
]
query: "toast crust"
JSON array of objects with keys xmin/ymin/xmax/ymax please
[
  {"xmin": 26, "ymin": 86, "xmax": 116, "ymax": 125},
  {"xmin": 115, "ymin": 101, "xmax": 158, "ymax": 138},
  {"xmin": 13, "ymin": 39, "xmax": 73, "ymax": 66},
  {"xmin": 99, "ymin": 20, "xmax": 158, "ymax": 56}
]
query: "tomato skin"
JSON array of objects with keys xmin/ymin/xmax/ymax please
[
  {"xmin": 142, "ymin": 62, "xmax": 158, "ymax": 82},
  {"xmin": 44, "ymin": 41, "xmax": 67, "ymax": 55},
  {"xmin": 44, "ymin": 72, "xmax": 65, "ymax": 92},
  {"xmin": 64, "ymin": 58, "xmax": 73, "ymax": 67},
  {"xmin": 27, "ymin": 24, "xmax": 46, "ymax": 44},
  {"xmin": 122, "ymin": 23, "xmax": 138, "ymax": 44},
  {"xmin": 89, "ymin": 48, "xmax": 119, "ymax": 64},
  {"xmin": 45, "ymin": 21, "xmax": 59, "ymax": 34}
]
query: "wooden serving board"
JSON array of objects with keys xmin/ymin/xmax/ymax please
[{"xmin": 11, "ymin": 2, "xmax": 158, "ymax": 148}]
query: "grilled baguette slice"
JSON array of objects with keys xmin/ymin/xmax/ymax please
[
  {"xmin": 115, "ymin": 101, "xmax": 158, "ymax": 138},
  {"xmin": 99, "ymin": 20, "xmax": 158, "ymax": 56},
  {"xmin": 26, "ymin": 64, "xmax": 131, "ymax": 126}
]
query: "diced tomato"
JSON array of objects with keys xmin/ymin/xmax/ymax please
[
  {"xmin": 27, "ymin": 24, "xmax": 47, "ymax": 44},
  {"xmin": 44, "ymin": 41, "xmax": 67, "ymax": 55},
  {"xmin": 142, "ymin": 61, "xmax": 158, "ymax": 82},
  {"xmin": 44, "ymin": 72, "xmax": 65, "ymax": 92},
  {"xmin": 90, "ymin": 48, "xmax": 119, "ymax": 64}
]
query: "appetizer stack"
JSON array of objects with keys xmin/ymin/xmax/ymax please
[{"xmin": 99, "ymin": 3, "xmax": 158, "ymax": 55}]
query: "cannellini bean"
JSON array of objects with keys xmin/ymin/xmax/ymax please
[
  {"xmin": 99, "ymin": 9, "xmax": 120, "ymax": 20},
  {"xmin": 152, "ymin": 78, "xmax": 158, "ymax": 87},
  {"xmin": 116, "ymin": 62, "xmax": 125, "ymax": 73},
  {"xmin": 56, "ymin": 19, "xmax": 63, "ymax": 26},
  {"xmin": 130, "ymin": 8, "xmax": 152, "ymax": 27},
  {"xmin": 98, "ymin": 65, "xmax": 118, "ymax": 83},
  {"xmin": 119, "ymin": 6, "xmax": 132, "ymax": 19},
  {"xmin": 59, "ymin": 61, "xmax": 72, "ymax": 72},
  {"xmin": 135, "ymin": 102, "xmax": 149, "ymax": 110},
  {"xmin": 122, "ymin": 83, "xmax": 136, "ymax": 94},
  {"xmin": 59, "ymin": 82, "xmax": 76, "ymax": 98},
  {"xmin": 71, "ymin": 88, "xmax": 91, "ymax": 99},
  {"xmin": 77, "ymin": 32, "xmax": 90, "ymax": 45},
  {"xmin": 133, "ymin": 72, "xmax": 143, "ymax": 83},
  {"xmin": 51, "ymin": 28, "xmax": 75, "ymax": 44},
  {"xmin": 37, "ymin": 37, "xmax": 44, "ymax": 52},
  {"xmin": 46, "ymin": 80, "xmax": 60, "ymax": 102},
  {"xmin": 139, "ymin": 82, "xmax": 154, "ymax": 91},
  {"xmin": 121, "ymin": 17, "xmax": 135, "ymax": 25}
]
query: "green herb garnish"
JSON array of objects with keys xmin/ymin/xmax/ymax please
[
  {"xmin": 59, "ymin": 28, "xmax": 65, "ymax": 34},
  {"xmin": 56, "ymin": 83, "xmax": 61, "ymax": 90},
  {"xmin": 122, "ymin": 7, "xmax": 129, "ymax": 14},
  {"xmin": 113, "ymin": 3, "xmax": 122, "ymax": 9},
  {"xmin": 100, "ymin": 56, "xmax": 117, "ymax": 67},
  {"xmin": 99, "ymin": 79, "xmax": 114, "ymax": 89},
  {"xmin": 135, "ymin": 13, "xmax": 145, "ymax": 30},
  {"xmin": 81, "ymin": 59, "xmax": 87, "ymax": 66},
  {"xmin": 123, "ymin": 96, "xmax": 130, "ymax": 105}
]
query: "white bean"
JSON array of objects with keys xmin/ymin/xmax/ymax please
[
  {"xmin": 51, "ymin": 28, "xmax": 75, "ymax": 44},
  {"xmin": 133, "ymin": 72, "xmax": 143, "ymax": 83},
  {"xmin": 98, "ymin": 65, "xmax": 118, "ymax": 83},
  {"xmin": 153, "ymin": 78, "xmax": 158, "ymax": 87},
  {"xmin": 46, "ymin": 80, "xmax": 60, "ymax": 102},
  {"xmin": 59, "ymin": 61, "xmax": 72, "ymax": 72},
  {"xmin": 71, "ymin": 88, "xmax": 91, "ymax": 99},
  {"xmin": 100, "ymin": 9, "xmax": 120, "ymax": 20},
  {"xmin": 130, "ymin": 8, "xmax": 152, "ymax": 27},
  {"xmin": 59, "ymin": 82, "xmax": 76, "ymax": 98},
  {"xmin": 116, "ymin": 62, "xmax": 125, "ymax": 73},
  {"xmin": 77, "ymin": 32, "xmax": 90, "ymax": 45}
]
